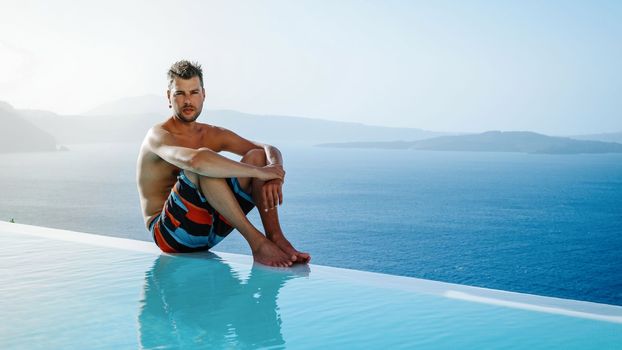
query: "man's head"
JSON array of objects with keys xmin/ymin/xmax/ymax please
[{"xmin": 166, "ymin": 60, "xmax": 206, "ymax": 123}]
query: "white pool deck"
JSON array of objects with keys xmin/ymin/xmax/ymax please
[{"xmin": 1, "ymin": 221, "xmax": 621, "ymax": 325}]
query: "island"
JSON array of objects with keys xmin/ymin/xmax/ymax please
[
  {"xmin": 0, "ymin": 101, "xmax": 57, "ymax": 153},
  {"xmin": 316, "ymin": 131, "xmax": 622, "ymax": 154}
]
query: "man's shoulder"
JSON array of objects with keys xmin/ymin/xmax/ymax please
[
  {"xmin": 141, "ymin": 119, "xmax": 164, "ymax": 134},
  {"xmin": 196, "ymin": 121, "xmax": 225, "ymax": 131},
  {"xmin": 142, "ymin": 121, "xmax": 175, "ymax": 149},
  {"xmin": 197, "ymin": 123, "xmax": 234, "ymax": 138}
]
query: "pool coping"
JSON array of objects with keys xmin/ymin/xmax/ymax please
[{"xmin": 2, "ymin": 221, "xmax": 621, "ymax": 324}]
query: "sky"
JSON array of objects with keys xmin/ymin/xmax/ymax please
[{"xmin": 0, "ymin": 0, "xmax": 620, "ymax": 134}]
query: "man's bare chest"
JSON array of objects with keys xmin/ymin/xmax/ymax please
[{"xmin": 168, "ymin": 129, "xmax": 223, "ymax": 152}]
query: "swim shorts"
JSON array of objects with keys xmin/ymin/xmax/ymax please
[{"xmin": 148, "ymin": 170, "xmax": 255, "ymax": 253}]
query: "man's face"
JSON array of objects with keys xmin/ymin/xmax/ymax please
[{"xmin": 167, "ymin": 76, "xmax": 206, "ymax": 122}]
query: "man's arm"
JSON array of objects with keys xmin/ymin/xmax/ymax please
[
  {"xmin": 146, "ymin": 127, "xmax": 284, "ymax": 181},
  {"xmin": 219, "ymin": 128, "xmax": 282, "ymax": 165},
  {"xmin": 218, "ymin": 128, "xmax": 285, "ymax": 209}
]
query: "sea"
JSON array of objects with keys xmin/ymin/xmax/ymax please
[{"xmin": 1, "ymin": 143, "xmax": 620, "ymax": 306}]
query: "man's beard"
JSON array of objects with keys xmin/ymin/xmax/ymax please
[{"xmin": 175, "ymin": 106, "xmax": 202, "ymax": 122}]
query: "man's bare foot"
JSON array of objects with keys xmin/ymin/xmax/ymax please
[
  {"xmin": 269, "ymin": 234, "xmax": 311, "ymax": 264},
  {"xmin": 252, "ymin": 239, "xmax": 296, "ymax": 268}
]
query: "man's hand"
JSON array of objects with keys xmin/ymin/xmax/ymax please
[
  {"xmin": 262, "ymin": 178, "xmax": 284, "ymax": 211},
  {"xmin": 256, "ymin": 164, "xmax": 285, "ymax": 182},
  {"xmin": 255, "ymin": 164, "xmax": 285, "ymax": 210}
]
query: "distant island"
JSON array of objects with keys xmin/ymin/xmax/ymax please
[
  {"xmin": 3, "ymin": 95, "xmax": 621, "ymax": 151},
  {"xmin": 569, "ymin": 131, "xmax": 622, "ymax": 144},
  {"xmin": 15, "ymin": 96, "xmax": 445, "ymax": 146},
  {"xmin": 316, "ymin": 131, "xmax": 622, "ymax": 154},
  {"xmin": 0, "ymin": 101, "xmax": 57, "ymax": 153}
]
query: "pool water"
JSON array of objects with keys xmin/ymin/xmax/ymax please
[{"xmin": 1, "ymin": 222, "xmax": 621, "ymax": 349}]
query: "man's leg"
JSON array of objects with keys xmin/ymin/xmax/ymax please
[
  {"xmin": 238, "ymin": 149, "xmax": 311, "ymax": 263},
  {"xmin": 183, "ymin": 171, "xmax": 295, "ymax": 267}
]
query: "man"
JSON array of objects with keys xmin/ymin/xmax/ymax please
[{"xmin": 137, "ymin": 60, "xmax": 310, "ymax": 267}]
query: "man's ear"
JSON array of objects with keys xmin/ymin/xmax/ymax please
[
  {"xmin": 202, "ymin": 88, "xmax": 206, "ymax": 100},
  {"xmin": 166, "ymin": 90, "xmax": 172, "ymax": 108}
]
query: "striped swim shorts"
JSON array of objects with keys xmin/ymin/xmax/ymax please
[{"xmin": 148, "ymin": 170, "xmax": 255, "ymax": 253}]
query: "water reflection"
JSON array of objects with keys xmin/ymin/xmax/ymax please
[{"xmin": 138, "ymin": 253, "xmax": 309, "ymax": 349}]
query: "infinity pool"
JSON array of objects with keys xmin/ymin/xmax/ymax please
[{"xmin": 1, "ymin": 222, "xmax": 621, "ymax": 349}]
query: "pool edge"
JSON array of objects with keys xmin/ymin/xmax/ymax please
[{"xmin": 2, "ymin": 221, "xmax": 621, "ymax": 324}]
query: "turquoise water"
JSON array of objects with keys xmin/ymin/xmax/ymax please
[
  {"xmin": 0, "ymin": 143, "xmax": 621, "ymax": 305},
  {"xmin": 1, "ymin": 228, "xmax": 621, "ymax": 349}
]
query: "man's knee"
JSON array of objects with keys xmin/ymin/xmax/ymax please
[{"xmin": 240, "ymin": 149, "xmax": 266, "ymax": 167}]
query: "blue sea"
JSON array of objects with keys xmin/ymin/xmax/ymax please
[{"xmin": 1, "ymin": 143, "xmax": 621, "ymax": 306}]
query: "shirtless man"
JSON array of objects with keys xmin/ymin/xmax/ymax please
[{"xmin": 137, "ymin": 60, "xmax": 310, "ymax": 267}]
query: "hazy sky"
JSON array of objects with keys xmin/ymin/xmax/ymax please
[{"xmin": 1, "ymin": 0, "xmax": 620, "ymax": 134}]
